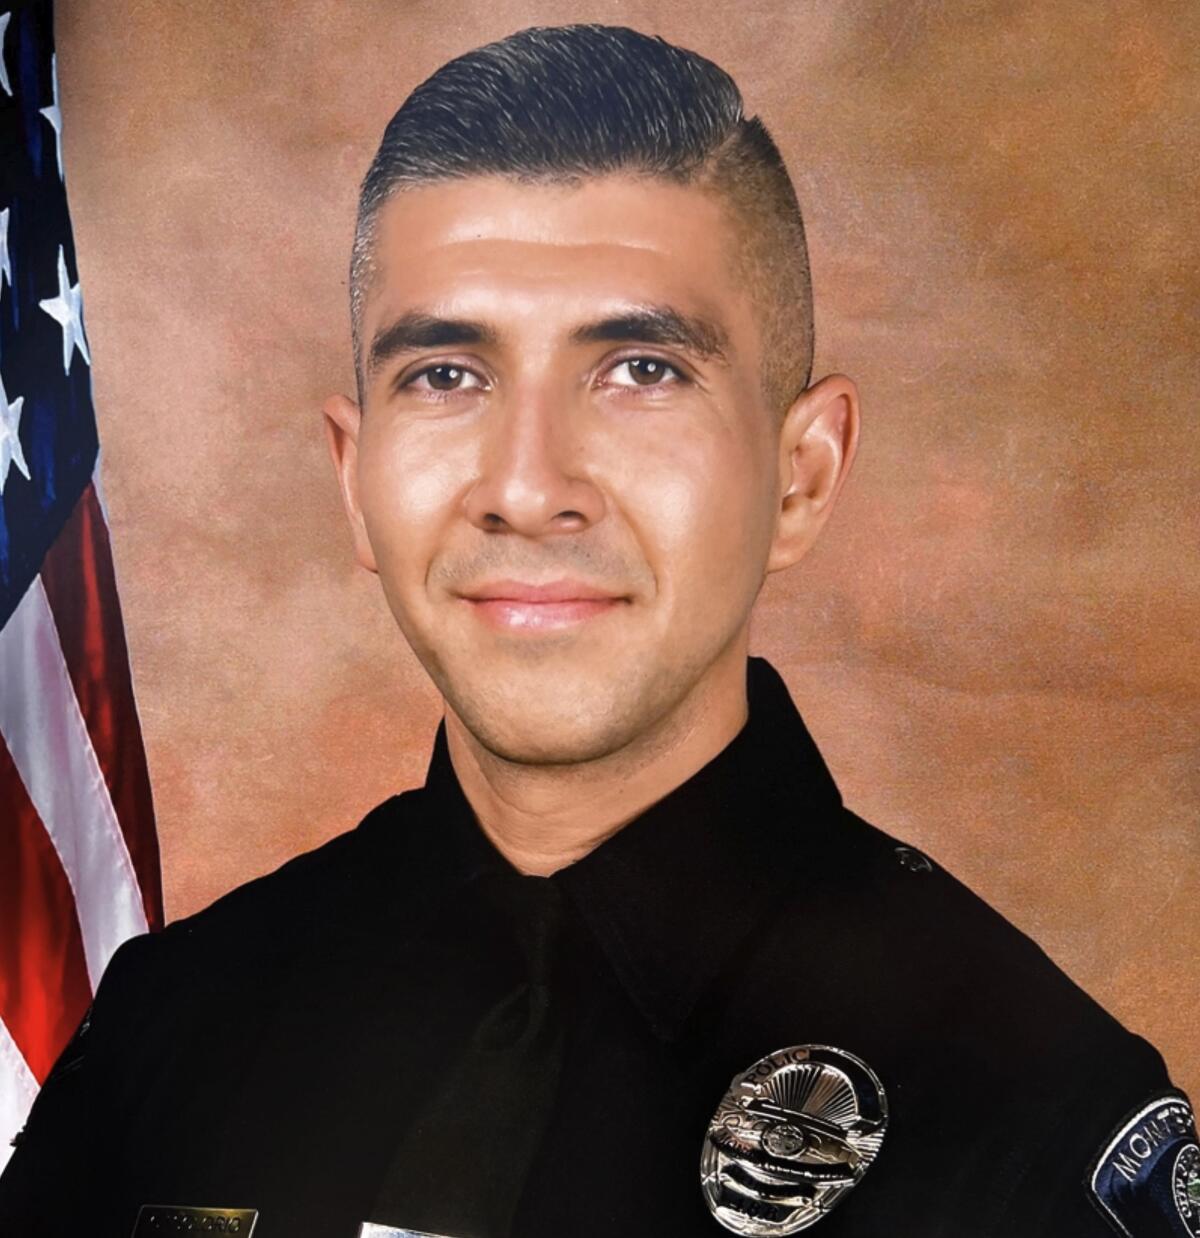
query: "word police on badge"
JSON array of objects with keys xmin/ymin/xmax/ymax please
[{"xmin": 700, "ymin": 1045, "xmax": 888, "ymax": 1235}]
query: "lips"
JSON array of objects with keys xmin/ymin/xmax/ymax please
[
  {"xmin": 460, "ymin": 578, "xmax": 622, "ymax": 603},
  {"xmin": 458, "ymin": 578, "xmax": 628, "ymax": 632}
]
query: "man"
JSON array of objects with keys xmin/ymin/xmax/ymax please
[{"xmin": 1, "ymin": 22, "xmax": 1194, "ymax": 1238}]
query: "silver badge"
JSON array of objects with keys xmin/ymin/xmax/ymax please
[{"xmin": 700, "ymin": 1045, "xmax": 888, "ymax": 1235}]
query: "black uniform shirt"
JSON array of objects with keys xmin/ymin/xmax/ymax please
[{"xmin": 0, "ymin": 656, "xmax": 1193, "ymax": 1237}]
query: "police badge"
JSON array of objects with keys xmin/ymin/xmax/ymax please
[{"xmin": 700, "ymin": 1045, "xmax": 888, "ymax": 1235}]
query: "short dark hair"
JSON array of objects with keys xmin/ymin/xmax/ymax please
[{"xmin": 350, "ymin": 24, "xmax": 813, "ymax": 414}]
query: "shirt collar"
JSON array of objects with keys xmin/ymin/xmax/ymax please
[{"xmin": 419, "ymin": 655, "xmax": 843, "ymax": 1041}]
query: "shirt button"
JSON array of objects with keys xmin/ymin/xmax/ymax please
[{"xmin": 895, "ymin": 845, "xmax": 933, "ymax": 873}]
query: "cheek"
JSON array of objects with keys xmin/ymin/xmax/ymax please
[
  {"xmin": 617, "ymin": 429, "xmax": 771, "ymax": 606},
  {"xmin": 357, "ymin": 420, "xmax": 472, "ymax": 584}
]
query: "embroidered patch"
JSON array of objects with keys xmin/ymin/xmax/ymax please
[
  {"xmin": 1088, "ymin": 1092, "xmax": 1200, "ymax": 1237},
  {"xmin": 131, "ymin": 1204, "xmax": 258, "ymax": 1235}
]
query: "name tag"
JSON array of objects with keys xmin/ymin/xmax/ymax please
[
  {"xmin": 131, "ymin": 1205, "xmax": 259, "ymax": 1235},
  {"xmin": 358, "ymin": 1226, "xmax": 458, "ymax": 1238}
]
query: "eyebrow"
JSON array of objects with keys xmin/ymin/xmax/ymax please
[
  {"xmin": 367, "ymin": 312, "xmax": 498, "ymax": 379},
  {"xmin": 568, "ymin": 305, "xmax": 731, "ymax": 364},
  {"xmin": 366, "ymin": 303, "xmax": 731, "ymax": 380}
]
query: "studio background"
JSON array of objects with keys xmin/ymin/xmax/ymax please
[{"xmin": 55, "ymin": 1, "xmax": 1198, "ymax": 1099}]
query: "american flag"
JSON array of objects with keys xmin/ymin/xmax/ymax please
[{"xmin": 0, "ymin": 0, "xmax": 162, "ymax": 1169}]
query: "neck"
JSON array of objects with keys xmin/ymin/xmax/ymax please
[{"xmin": 443, "ymin": 647, "xmax": 750, "ymax": 876}]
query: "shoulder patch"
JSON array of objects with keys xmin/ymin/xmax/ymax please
[{"xmin": 1088, "ymin": 1091, "xmax": 1200, "ymax": 1236}]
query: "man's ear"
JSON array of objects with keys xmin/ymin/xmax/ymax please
[
  {"xmin": 765, "ymin": 373, "xmax": 860, "ymax": 575},
  {"xmin": 322, "ymin": 393, "xmax": 378, "ymax": 574}
]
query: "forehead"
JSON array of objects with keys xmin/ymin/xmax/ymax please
[{"xmin": 364, "ymin": 174, "xmax": 754, "ymax": 340}]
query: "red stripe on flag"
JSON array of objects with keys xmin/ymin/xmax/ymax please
[
  {"xmin": 38, "ymin": 481, "xmax": 163, "ymax": 930},
  {"xmin": 0, "ymin": 732, "xmax": 94, "ymax": 1083}
]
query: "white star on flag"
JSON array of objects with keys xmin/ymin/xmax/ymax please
[
  {"xmin": 0, "ymin": 368, "xmax": 30, "ymax": 495},
  {"xmin": 0, "ymin": 12, "xmax": 11, "ymax": 98},
  {"xmin": 38, "ymin": 244, "xmax": 91, "ymax": 374},
  {"xmin": 0, "ymin": 207, "xmax": 10, "ymax": 295},
  {"xmin": 39, "ymin": 51, "xmax": 63, "ymax": 180}
]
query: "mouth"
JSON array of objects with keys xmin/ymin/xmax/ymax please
[{"xmin": 457, "ymin": 579, "xmax": 630, "ymax": 633}]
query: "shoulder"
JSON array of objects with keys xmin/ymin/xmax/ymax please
[
  {"xmin": 78, "ymin": 790, "xmax": 423, "ymax": 1058},
  {"xmin": 807, "ymin": 807, "xmax": 1124, "ymax": 1010},
  {"xmin": 119, "ymin": 792, "xmax": 405, "ymax": 966},
  {"xmin": 744, "ymin": 805, "xmax": 1190, "ymax": 1234},
  {"xmin": 793, "ymin": 804, "xmax": 1142, "ymax": 1055},
  {"xmin": 167, "ymin": 792, "xmax": 408, "ymax": 935}
]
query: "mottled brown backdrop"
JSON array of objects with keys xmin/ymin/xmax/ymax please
[{"xmin": 56, "ymin": 1, "xmax": 1198, "ymax": 1097}]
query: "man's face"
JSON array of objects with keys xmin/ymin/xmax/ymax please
[{"xmin": 330, "ymin": 174, "xmax": 792, "ymax": 764}]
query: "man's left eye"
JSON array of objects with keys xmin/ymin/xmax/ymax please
[{"xmin": 606, "ymin": 358, "xmax": 683, "ymax": 387}]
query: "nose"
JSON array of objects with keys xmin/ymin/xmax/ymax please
[{"xmin": 463, "ymin": 387, "xmax": 605, "ymax": 537}]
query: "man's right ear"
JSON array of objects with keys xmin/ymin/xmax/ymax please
[{"xmin": 321, "ymin": 393, "xmax": 378, "ymax": 574}]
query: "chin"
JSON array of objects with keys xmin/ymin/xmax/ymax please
[
  {"xmin": 437, "ymin": 654, "xmax": 683, "ymax": 768},
  {"xmin": 476, "ymin": 730, "xmax": 622, "ymax": 767},
  {"xmin": 457, "ymin": 693, "xmax": 638, "ymax": 767}
]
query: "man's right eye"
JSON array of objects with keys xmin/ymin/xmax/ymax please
[{"xmin": 405, "ymin": 363, "xmax": 486, "ymax": 393}]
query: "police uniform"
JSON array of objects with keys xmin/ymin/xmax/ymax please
[{"xmin": 0, "ymin": 656, "xmax": 1194, "ymax": 1237}]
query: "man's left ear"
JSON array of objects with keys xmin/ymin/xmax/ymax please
[{"xmin": 766, "ymin": 373, "xmax": 861, "ymax": 574}]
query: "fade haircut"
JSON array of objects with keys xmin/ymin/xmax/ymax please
[{"xmin": 349, "ymin": 24, "xmax": 814, "ymax": 416}]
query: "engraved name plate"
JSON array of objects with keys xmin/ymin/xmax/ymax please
[{"xmin": 131, "ymin": 1204, "xmax": 258, "ymax": 1236}]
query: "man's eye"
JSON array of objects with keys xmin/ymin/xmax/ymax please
[
  {"xmin": 607, "ymin": 357, "xmax": 683, "ymax": 388},
  {"xmin": 407, "ymin": 364, "xmax": 484, "ymax": 393}
]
